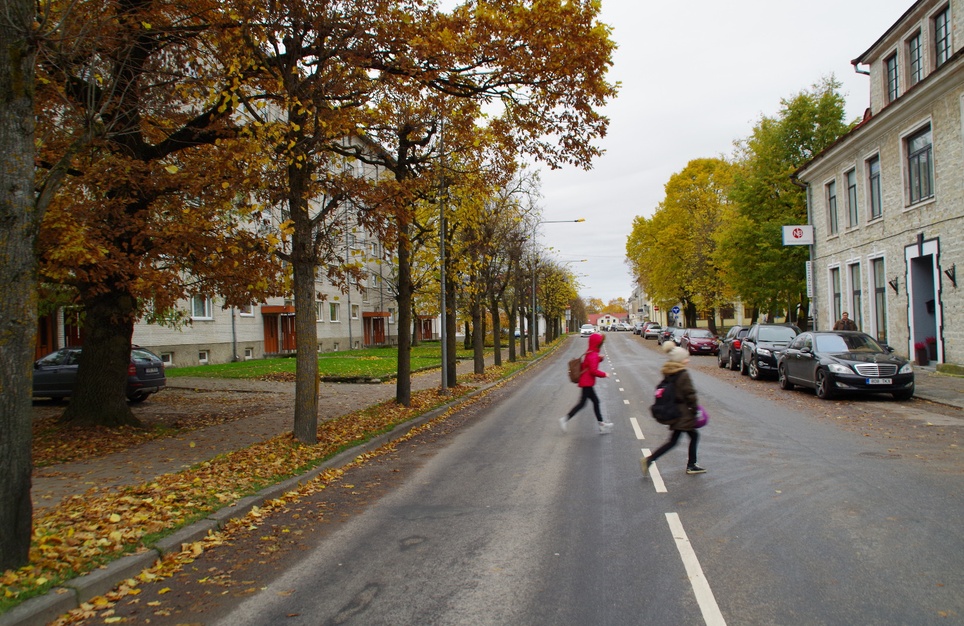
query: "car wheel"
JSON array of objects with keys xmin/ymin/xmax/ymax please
[
  {"xmin": 728, "ymin": 353, "xmax": 738, "ymax": 371},
  {"xmin": 778, "ymin": 364, "xmax": 794, "ymax": 390},
  {"xmin": 815, "ymin": 370, "xmax": 834, "ymax": 399},
  {"xmin": 748, "ymin": 358, "xmax": 761, "ymax": 380},
  {"xmin": 739, "ymin": 354, "xmax": 748, "ymax": 376},
  {"xmin": 717, "ymin": 351, "xmax": 727, "ymax": 368},
  {"xmin": 893, "ymin": 388, "xmax": 914, "ymax": 401},
  {"xmin": 127, "ymin": 393, "xmax": 149, "ymax": 404}
]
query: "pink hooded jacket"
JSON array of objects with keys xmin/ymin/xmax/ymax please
[{"xmin": 578, "ymin": 333, "xmax": 608, "ymax": 387}]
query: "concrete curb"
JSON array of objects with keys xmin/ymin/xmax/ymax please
[{"xmin": 2, "ymin": 344, "xmax": 561, "ymax": 626}]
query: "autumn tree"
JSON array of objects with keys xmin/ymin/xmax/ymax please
[
  {"xmin": 0, "ymin": 0, "xmax": 39, "ymax": 571},
  {"xmin": 584, "ymin": 297, "xmax": 604, "ymax": 314},
  {"xmin": 716, "ymin": 78, "xmax": 853, "ymax": 325},
  {"xmin": 626, "ymin": 158, "xmax": 734, "ymax": 329},
  {"xmin": 33, "ymin": 0, "xmax": 287, "ymax": 428}
]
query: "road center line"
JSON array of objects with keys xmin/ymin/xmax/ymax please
[
  {"xmin": 629, "ymin": 417, "xmax": 645, "ymax": 440},
  {"xmin": 665, "ymin": 512, "xmax": 726, "ymax": 626}
]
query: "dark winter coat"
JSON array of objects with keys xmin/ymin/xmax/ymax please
[{"xmin": 659, "ymin": 362, "xmax": 698, "ymax": 430}]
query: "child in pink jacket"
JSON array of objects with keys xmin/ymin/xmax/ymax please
[{"xmin": 560, "ymin": 332, "xmax": 613, "ymax": 434}]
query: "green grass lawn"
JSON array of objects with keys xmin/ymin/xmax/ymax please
[{"xmin": 165, "ymin": 342, "xmax": 479, "ymax": 379}]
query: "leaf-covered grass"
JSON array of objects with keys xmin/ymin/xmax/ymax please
[
  {"xmin": 165, "ymin": 342, "xmax": 477, "ymax": 380},
  {"xmin": 5, "ymin": 340, "xmax": 561, "ymax": 614}
]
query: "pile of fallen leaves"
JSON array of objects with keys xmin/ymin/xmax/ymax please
[{"xmin": 2, "ymin": 385, "xmax": 477, "ymax": 612}]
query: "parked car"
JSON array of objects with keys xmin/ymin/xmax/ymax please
[
  {"xmin": 579, "ymin": 324, "xmax": 596, "ymax": 337},
  {"xmin": 632, "ymin": 322, "xmax": 645, "ymax": 335},
  {"xmin": 614, "ymin": 322, "xmax": 631, "ymax": 331},
  {"xmin": 740, "ymin": 323, "xmax": 801, "ymax": 380},
  {"xmin": 777, "ymin": 331, "xmax": 914, "ymax": 400},
  {"xmin": 680, "ymin": 328, "xmax": 719, "ymax": 355},
  {"xmin": 643, "ymin": 323, "xmax": 663, "ymax": 340},
  {"xmin": 662, "ymin": 327, "xmax": 686, "ymax": 347},
  {"xmin": 33, "ymin": 346, "xmax": 167, "ymax": 403},
  {"xmin": 656, "ymin": 326, "xmax": 676, "ymax": 345},
  {"xmin": 717, "ymin": 325, "xmax": 749, "ymax": 370}
]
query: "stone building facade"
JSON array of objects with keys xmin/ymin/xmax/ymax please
[{"xmin": 794, "ymin": 0, "xmax": 963, "ymax": 365}]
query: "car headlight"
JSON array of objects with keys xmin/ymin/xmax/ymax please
[
  {"xmin": 756, "ymin": 348, "xmax": 772, "ymax": 357},
  {"xmin": 899, "ymin": 362, "xmax": 914, "ymax": 374},
  {"xmin": 828, "ymin": 363, "xmax": 851, "ymax": 374}
]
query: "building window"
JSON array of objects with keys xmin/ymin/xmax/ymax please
[
  {"xmin": 161, "ymin": 352, "xmax": 174, "ymax": 366},
  {"xmin": 908, "ymin": 32, "xmax": 923, "ymax": 86},
  {"xmin": 830, "ymin": 267, "xmax": 842, "ymax": 323},
  {"xmin": 351, "ymin": 304, "xmax": 360, "ymax": 319},
  {"xmin": 191, "ymin": 296, "xmax": 213, "ymax": 320},
  {"xmin": 867, "ymin": 155, "xmax": 882, "ymax": 220},
  {"xmin": 826, "ymin": 180, "xmax": 838, "ymax": 235},
  {"xmin": 388, "ymin": 307, "xmax": 395, "ymax": 324},
  {"xmin": 846, "ymin": 169, "xmax": 858, "ymax": 228},
  {"xmin": 238, "ymin": 304, "xmax": 254, "ymax": 317},
  {"xmin": 849, "ymin": 263, "xmax": 863, "ymax": 331},
  {"xmin": 329, "ymin": 302, "xmax": 340, "ymax": 322},
  {"xmin": 244, "ymin": 347, "xmax": 254, "ymax": 360},
  {"xmin": 935, "ymin": 7, "xmax": 951, "ymax": 68},
  {"xmin": 872, "ymin": 258, "xmax": 888, "ymax": 344},
  {"xmin": 906, "ymin": 125, "xmax": 934, "ymax": 205},
  {"xmin": 885, "ymin": 53, "xmax": 899, "ymax": 102},
  {"xmin": 198, "ymin": 350, "xmax": 209, "ymax": 364},
  {"xmin": 315, "ymin": 302, "xmax": 324, "ymax": 322}
]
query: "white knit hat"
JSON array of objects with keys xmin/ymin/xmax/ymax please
[{"xmin": 662, "ymin": 341, "xmax": 688, "ymax": 363}]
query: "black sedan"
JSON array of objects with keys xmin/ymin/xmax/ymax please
[
  {"xmin": 777, "ymin": 331, "xmax": 914, "ymax": 400},
  {"xmin": 33, "ymin": 346, "xmax": 167, "ymax": 402}
]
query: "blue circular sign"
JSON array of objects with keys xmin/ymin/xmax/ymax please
[{"xmin": 671, "ymin": 306, "xmax": 680, "ymax": 314}]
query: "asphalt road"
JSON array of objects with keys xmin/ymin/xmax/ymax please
[
  {"xmin": 203, "ymin": 333, "xmax": 964, "ymax": 625},
  {"xmin": 68, "ymin": 332, "xmax": 963, "ymax": 625}
]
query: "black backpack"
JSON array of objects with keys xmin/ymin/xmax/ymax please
[{"xmin": 651, "ymin": 374, "xmax": 681, "ymax": 424}]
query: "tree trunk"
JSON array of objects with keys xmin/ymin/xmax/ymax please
[
  {"xmin": 505, "ymin": 296, "xmax": 517, "ymax": 363},
  {"xmin": 472, "ymin": 297, "xmax": 484, "ymax": 374},
  {"xmin": 518, "ymin": 306, "xmax": 527, "ymax": 357},
  {"xmin": 0, "ymin": 0, "xmax": 38, "ymax": 568},
  {"xmin": 61, "ymin": 288, "xmax": 140, "ymax": 427},
  {"xmin": 445, "ymin": 270, "xmax": 457, "ymax": 384},
  {"xmin": 490, "ymin": 294, "xmax": 502, "ymax": 367},
  {"xmin": 291, "ymin": 231, "xmax": 319, "ymax": 444},
  {"xmin": 395, "ymin": 218, "xmax": 413, "ymax": 406}
]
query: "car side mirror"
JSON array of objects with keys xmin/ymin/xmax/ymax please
[
  {"xmin": 800, "ymin": 347, "xmax": 812, "ymax": 355},
  {"xmin": 885, "ymin": 345, "xmax": 895, "ymax": 353}
]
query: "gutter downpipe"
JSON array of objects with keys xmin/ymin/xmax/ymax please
[
  {"xmin": 791, "ymin": 174, "xmax": 816, "ymax": 331},
  {"xmin": 852, "ymin": 60, "xmax": 870, "ymax": 76}
]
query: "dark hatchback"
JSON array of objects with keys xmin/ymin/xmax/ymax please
[
  {"xmin": 717, "ymin": 325, "xmax": 749, "ymax": 370},
  {"xmin": 777, "ymin": 331, "xmax": 914, "ymax": 400},
  {"xmin": 33, "ymin": 346, "xmax": 167, "ymax": 402}
]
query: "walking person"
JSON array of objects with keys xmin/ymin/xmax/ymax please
[
  {"xmin": 833, "ymin": 312, "xmax": 858, "ymax": 331},
  {"xmin": 641, "ymin": 341, "xmax": 705, "ymax": 475},
  {"xmin": 560, "ymin": 332, "xmax": 613, "ymax": 434}
]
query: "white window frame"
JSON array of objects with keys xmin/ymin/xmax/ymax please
[
  {"xmin": 866, "ymin": 154, "xmax": 882, "ymax": 220},
  {"xmin": 826, "ymin": 179, "xmax": 839, "ymax": 235},
  {"xmin": 902, "ymin": 121, "xmax": 934, "ymax": 207},
  {"xmin": 845, "ymin": 168, "xmax": 858, "ymax": 228},
  {"xmin": 351, "ymin": 304, "xmax": 360, "ymax": 319},
  {"xmin": 329, "ymin": 302, "xmax": 341, "ymax": 322},
  {"xmin": 885, "ymin": 52, "xmax": 899, "ymax": 103},
  {"xmin": 198, "ymin": 350, "xmax": 209, "ymax": 364},
  {"xmin": 315, "ymin": 302, "xmax": 324, "ymax": 323},
  {"xmin": 191, "ymin": 296, "xmax": 213, "ymax": 320},
  {"xmin": 238, "ymin": 304, "xmax": 254, "ymax": 317}
]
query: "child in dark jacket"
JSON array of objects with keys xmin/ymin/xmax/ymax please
[
  {"xmin": 560, "ymin": 332, "xmax": 613, "ymax": 434},
  {"xmin": 642, "ymin": 341, "xmax": 706, "ymax": 475}
]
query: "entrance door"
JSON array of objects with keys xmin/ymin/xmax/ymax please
[
  {"xmin": 263, "ymin": 314, "xmax": 280, "ymax": 354},
  {"xmin": 906, "ymin": 237, "xmax": 942, "ymax": 362}
]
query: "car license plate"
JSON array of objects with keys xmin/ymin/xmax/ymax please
[
  {"xmin": 866, "ymin": 378, "xmax": 892, "ymax": 385},
  {"xmin": 145, "ymin": 367, "xmax": 159, "ymax": 374}
]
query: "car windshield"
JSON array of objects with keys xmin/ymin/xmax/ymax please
[
  {"xmin": 815, "ymin": 333, "xmax": 884, "ymax": 353},
  {"xmin": 690, "ymin": 330, "xmax": 713, "ymax": 338},
  {"xmin": 759, "ymin": 326, "xmax": 798, "ymax": 342}
]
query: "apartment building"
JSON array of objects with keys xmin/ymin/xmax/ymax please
[{"xmin": 794, "ymin": 0, "xmax": 963, "ymax": 364}]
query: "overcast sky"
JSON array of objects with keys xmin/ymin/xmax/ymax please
[{"xmin": 534, "ymin": 0, "xmax": 913, "ymax": 307}]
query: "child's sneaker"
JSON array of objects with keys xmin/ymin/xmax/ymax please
[
  {"xmin": 559, "ymin": 416, "xmax": 568, "ymax": 432},
  {"xmin": 640, "ymin": 456, "xmax": 651, "ymax": 478},
  {"xmin": 686, "ymin": 464, "xmax": 706, "ymax": 474},
  {"xmin": 598, "ymin": 421, "xmax": 613, "ymax": 434}
]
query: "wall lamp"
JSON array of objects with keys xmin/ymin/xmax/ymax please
[
  {"xmin": 945, "ymin": 264, "xmax": 957, "ymax": 288},
  {"xmin": 888, "ymin": 277, "xmax": 899, "ymax": 294}
]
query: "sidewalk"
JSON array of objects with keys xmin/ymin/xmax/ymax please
[{"xmin": 911, "ymin": 365, "xmax": 964, "ymax": 409}]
